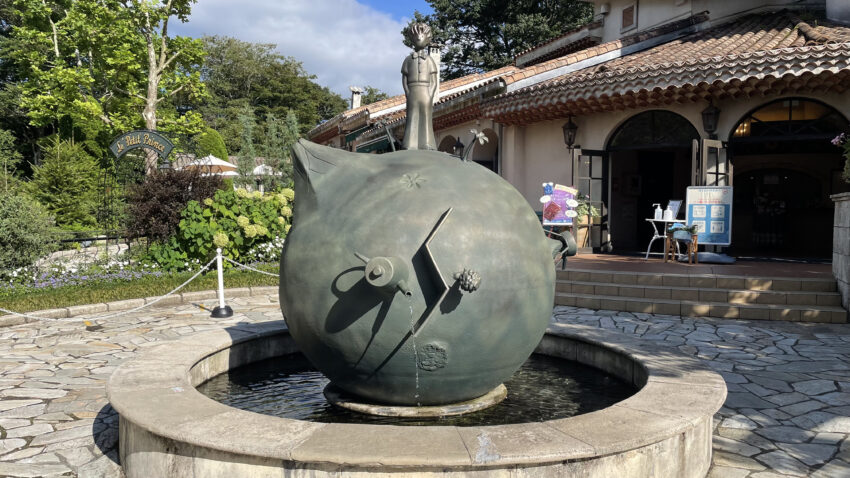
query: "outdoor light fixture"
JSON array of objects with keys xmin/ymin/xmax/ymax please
[
  {"xmin": 701, "ymin": 100, "xmax": 720, "ymax": 138},
  {"xmin": 453, "ymin": 137, "xmax": 465, "ymax": 156},
  {"xmin": 562, "ymin": 116, "xmax": 578, "ymax": 148}
]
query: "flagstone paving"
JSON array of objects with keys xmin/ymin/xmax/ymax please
[{"xmin": 0, "ymin": 295, "xmax": 848, "ymax": 477}]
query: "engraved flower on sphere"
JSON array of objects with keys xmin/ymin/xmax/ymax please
[{"xmin": 401, "ymin": 173, "xmax": 426, "ymax": 189}]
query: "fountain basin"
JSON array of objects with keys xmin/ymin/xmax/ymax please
[{"xmin": 109, "ymin": 320, "xmax": 726, "ymax": 477}]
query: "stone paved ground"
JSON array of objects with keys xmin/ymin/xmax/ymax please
[
  {"xmin": 554, "ymin": 306, "xmax": 850, "ymax": 478},
  {"xmin": 0, "ymin": 295, "xmax": 848, "ymax": 477}
]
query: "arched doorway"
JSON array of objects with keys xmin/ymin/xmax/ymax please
[
  {"xmin": 728, "ymin": 98, "xmax": 850, "ymax": 259},
  {"xmin": 607, "ymin": 110, "xmax": 700, "ymax": 252},
  {"xmin": 471, "ymin": 128, "xmax": 498, "ymax": 171},
  {"xmin": 437, "ymin": 135, "xmax": 456, "ymax": 154}
]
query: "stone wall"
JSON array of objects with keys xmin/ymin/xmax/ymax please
[{"xmin": 834, "ymin": 192, "xmax": 850, "ymax": 311}]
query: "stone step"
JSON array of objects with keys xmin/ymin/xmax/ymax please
[
  {"xmin": 556, "ymin": 281, "xmax": 843, "ymax": 306},
  {"xmin": 555, "ymin": 292, "xmax": 848, "ymax": 323},
  {"xmin": 556, "ymin": 269, "xmax": 837, "ymax": 292}
]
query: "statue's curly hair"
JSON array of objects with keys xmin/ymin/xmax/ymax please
[{"xmin": 404, "ymin": 22, "xmax": 433, "ymax": 43}]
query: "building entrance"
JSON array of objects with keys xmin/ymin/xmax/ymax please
[
  {"xmin": 728, "ymin": 98, "xmax": 850, "ymax": 260},
  {"xmin": 606, "ymin": 111, "xmax": 700, "ymax": 253}
]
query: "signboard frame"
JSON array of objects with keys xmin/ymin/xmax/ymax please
[
  {"xmin": 685, "ymin": 186, "xmax": 733, "ymax": 246},
  {"xmin": 108, "ymin": 129, "xmax": 174, "ymax": 160}
]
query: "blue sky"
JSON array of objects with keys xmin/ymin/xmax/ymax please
[
  {"xmin": 360, "ymin": 0, "xmax": 432, "ymax": 20},
  {"xmin": 174, "ymin": 1, "xmax": 436, "ymax": 98}
]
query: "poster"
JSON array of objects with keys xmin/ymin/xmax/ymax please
[
  {"xmin": 540, "ymin": 183, "xmax": 578, "ymax": 226},
  {"xmin": 686, "ymin": 186, "xmax": 733, "ymax": 245}
]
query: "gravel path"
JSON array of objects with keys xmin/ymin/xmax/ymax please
[{"xmin": 0, "ymin": 296, "xmax": 847, "ymax": 477}]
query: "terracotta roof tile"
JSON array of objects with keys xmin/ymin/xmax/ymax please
[{"xmin": 483, "ymin": 10, "xmax": 850, "ymax": 123}]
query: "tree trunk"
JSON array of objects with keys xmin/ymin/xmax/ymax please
[{"xmin": 143, "ymin": 39, "xmax": 160, "ymax": 174}]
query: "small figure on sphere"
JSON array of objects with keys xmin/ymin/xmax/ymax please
[{"xmin": 401, "ymin": 23, "xmax": 438, "ymax": 150}]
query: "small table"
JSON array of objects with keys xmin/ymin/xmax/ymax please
[{"xmin": 644, "ymin": 218, "xmax": 686, "ymax": 259}]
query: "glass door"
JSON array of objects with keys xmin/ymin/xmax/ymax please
[
  {"xmin": 574, "ymin": 150, "xmax": 610, "ymax": 251},
  {"xmin": 701, "ymin": 139, "xmax": 731, "ymax": 186}
]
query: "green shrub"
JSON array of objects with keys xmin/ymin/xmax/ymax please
[
  {"xmin": 0, "ymin": 193, "xmax": 55, "ymax": 272},
  {"xmin": 26, "ymin": 137, "xmax": 101, "ymax": 230},
  {"xmin": 146, "ymin": 187, "xmax": 293, "ymax": 271},
  {"xmin": 125, "ymin": 169, "xmax": 222, "ymax": 243},
  {"xmin": 196, "ymin": 127, "xmax": 228, "ymax": 160}
]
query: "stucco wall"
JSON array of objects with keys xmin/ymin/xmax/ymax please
[
  {"xmin": 592, "ymin": 0, "xmax": 824, "ymax": 44},
  {"xmin": 490, "ymin": 92, "xmax": 850, "ymax": 210},
  {"xmin": 834, "ymin": 192, "xmax": 850, "ymax": 311}
]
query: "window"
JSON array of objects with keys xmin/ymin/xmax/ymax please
[
  {"xmin": 732, "ymin": 98, "xmax": 846, "ymax": 140},
  {"xmin": 621, "ymin": 4, "xmax": 636, "ymax": 32}
]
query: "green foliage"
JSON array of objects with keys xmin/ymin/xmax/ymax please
[
  {"xmin": 125, "ymin": 169, "xmax": 222, "ymax": 243},
  {"xmin": 26, "ymin": 137, "xmax": 101, "ymax": 230},
  {"xmin": 236, "ymin": 106, "xmax": 257, "ymax": 187},
  {"xmin": 9, "ymin": 0, "xmax": 206, "ymax": 148},
  {"xmin": 198, "ymin": 35, "xmax": 346, "ymax": 149},
  {"xmin": 260, "ymin": 110, "xmax": 299, "ymax": 190},
  {"xmin": 0, "ymin": 265, "xmax": 278, "ymax": 314},
  {"xmin": 361, "ymin": 86, "xmax": 390, "ymax": 106},
  {"xmin": 574, "ymin": 194, "xmax": 600, "ymax": 218},
  {"xmin": 147, "ymin": 187, "xmax": 293, "ymax": 271},
  {"xmin": 195, "ymin": 127, "xmax": 228, "ymax": 160},
  {"xmin": 0, "ymin": 192, "xmax": 54, "ymax": 272},
  {"xmin": 0, "ymin": 129, "xmax": 22, "ymax": 194},
  {"xmin": 416, "ymin": 1, "xmax": 593, "ymax": 79}
]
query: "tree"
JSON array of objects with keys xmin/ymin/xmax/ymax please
[
  {"xmin": 361, "ymin": 86, "xmax": 389, "ymax": 106},
  {"xmin": 0, "ymin": 129, "xmax": 22, "ymax": 193},
  {"xmin": 416, "ymin": 1, "xmax": 593, "ymax": 79},
  {"xmin": 26, "ymin": 136, "xmax": 101, "ymax": 230},
  {"xmin": 199, "ymin": 35, "xmax": 347, "ymax": 148},
  {"xmin": 196, "ymin": 127, "xmax": 227, "ymax": 160},
  {"xmin": 260, "ymin": 110, "xmax": 299, "ymax": 190},
  {"xmin": 235, "ymin": 106, "xmax": 256, "ymax": 188},
  {"xmin": 10, "ymin": 0, "xmax": 206, "ymax": 171},
  {"xmin": 0, "ymin": 192, "xmax": 54, "ymax": 272}
]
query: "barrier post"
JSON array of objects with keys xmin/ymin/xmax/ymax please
[{"xmin": 210, "ymin": 248, "xmax": 233, "ymax": 318}]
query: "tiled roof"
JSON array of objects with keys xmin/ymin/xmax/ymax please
[
  {"xmin": 483, "ymin": 10, "xmax": 850, "ymax": 124},
  {"xmin": 306, "ymin": 66, "xmax": 517, "ymax": 142}
]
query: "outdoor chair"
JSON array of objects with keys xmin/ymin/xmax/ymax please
[{"xmin": 664, "ymin": 224, "xmax": 698, "ymax": 264}]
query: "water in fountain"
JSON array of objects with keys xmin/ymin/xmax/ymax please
[{"xmin": 197, "ymin": 353, "xmax": 637, "ymax": 427}]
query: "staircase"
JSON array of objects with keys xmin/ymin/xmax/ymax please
[{"xmin": 555, "ymin": 269, "xmax": 848, "ymax": 323}]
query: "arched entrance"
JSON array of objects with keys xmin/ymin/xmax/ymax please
[
  {"xmin": 607, "ymin": 110, "xmax": 700, "ymax": 252},
  {"xmin": 728, "ymin": 98, "xmax": 850, "ymax": 259},
  {"xmin": 471, "ymin": 128, "xmax": 498, "ymax": 171},
  {"xmin": 437, "ymin": 135, "xmax": 456, "ymax": 154}
]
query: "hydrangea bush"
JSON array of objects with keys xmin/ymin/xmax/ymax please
[{"xmin": 144, "ymin": 187, "xmax": 293, "ymax": 271}]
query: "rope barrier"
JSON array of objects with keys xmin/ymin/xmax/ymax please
[
  {"xmin": 223, "ymin": 257, "xmax": 280, "ymax": 278},
  {"xmin": 0, "ymin": 257, "xmax": 215, "ymax": 323}
]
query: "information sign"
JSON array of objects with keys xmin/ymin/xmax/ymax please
[
  {"xmin": 540, "ymin": 183, "xmax": 578, "ymax": 226},
  {"xmin": 686, "ymin": 186, "xmax": 733, "ymax": 245}
]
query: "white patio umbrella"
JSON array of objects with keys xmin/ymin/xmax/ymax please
[
  {"xmin": 252, "ymin": 164, "xmax": 281, "ymax": 176},
  {"xmin": 180, "ymin": 155, "xmax": 238, "ymax": 174}
]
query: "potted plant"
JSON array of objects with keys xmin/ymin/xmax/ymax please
[
  {"xmin": 574, "ymin": 193, "xmax": 601, "ymax": 248},
  {"xmin": 831, "ymin": 133, "xmax": 850, "ymax": 184}
]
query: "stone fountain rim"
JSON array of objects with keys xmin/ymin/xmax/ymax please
[{"xmin": 107, "ymin": 319, "xmax": 726, "ymax": 469}]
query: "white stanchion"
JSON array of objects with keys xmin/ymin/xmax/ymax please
[{"xmin": 210, "ymin": 248, "xmax": 233, "ymax": 318}]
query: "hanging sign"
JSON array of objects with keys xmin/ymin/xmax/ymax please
[
  {"xmin": 686, "ymin": 186, "xmax": 733, "ymax": 245},
  {"xmin": 540, "ymin": 183, "xmax": 578, "ymax": 226},
  {"xmin": 109, "ymin": 130, "xmax": 174, "ymax": 159}
]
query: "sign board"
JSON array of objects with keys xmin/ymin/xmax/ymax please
[
  {"xmin": 540, "ymin": 183, "xmax": 578, "ymax": 226},
  {"xmin": 109, "ymin": 130, "xmax": 174, "ymax": 159},
  {"xmin": 686, "ymin": 186, "xmax": 733, "ymax": 245}
]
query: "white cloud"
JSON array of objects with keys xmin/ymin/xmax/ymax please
[{"xmin": 173, "ymin": 0, "xmax": 410, "ymax": 98}]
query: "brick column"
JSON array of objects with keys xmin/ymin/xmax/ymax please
[{"xmin": 833, "ymin": 192, "xmax": 850, "ymax": 311}]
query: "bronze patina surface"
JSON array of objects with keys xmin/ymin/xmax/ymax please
[{"xmin": 280, "ymin": 140, "xmax": 555, "ymax": 405}]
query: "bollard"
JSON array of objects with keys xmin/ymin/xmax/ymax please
[{"xmin": 210, "ymin": 248, "xmax": 233, "ymax": 318}]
